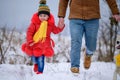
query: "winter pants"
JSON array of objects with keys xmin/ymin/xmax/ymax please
[
  {"xmin": 31, "ymin": 55, "xmax": 45, "ymax": 72},
  {"xmin": 69, "ymin": 19, "xmax": 99, "ymax": 68}
]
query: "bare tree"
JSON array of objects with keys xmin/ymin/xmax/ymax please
[
  {"xmin": 0, "ymin": 27, "xmax": 15, "ymax": 64},
  {"xmin": 98, "ymin": 18, "xmax": 119, "ymax": 62}
]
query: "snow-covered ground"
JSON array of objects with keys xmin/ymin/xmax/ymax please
[
  {"xmin": 0, "ymin": 61, "xmax": 119, "ymax": 80},
  {"xmin": 0, "ymin": 0, "xmax": 120, "ymax": 80}
]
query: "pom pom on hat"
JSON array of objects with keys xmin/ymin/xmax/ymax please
[
  {"xmin": 38, "ymin": 0, "xmax": 50, "ymax": 16},
  {"xmin": 39, "ymin": 0, "xmax": 46, "ymax": 4}
]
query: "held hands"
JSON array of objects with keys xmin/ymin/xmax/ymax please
[
  {"xmin": 112, "ymin": 14, "xmax": 120, "ymax": 22},
  {"xmin": 58, "ymin": 17, "xmax": 65, "ymax": 28}
]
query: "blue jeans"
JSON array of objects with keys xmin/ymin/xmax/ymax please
[
  {"xmin": 31, "ymin": 55, "xmax": 45, "ymax": 72},
  {"xmin": 70, "ymin": 19, "xmax": 99, "ymax": 68}
]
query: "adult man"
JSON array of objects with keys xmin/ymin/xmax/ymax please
[{"xmin": 58, "ymin": 0, "xmax": 120, "ymax": 74}]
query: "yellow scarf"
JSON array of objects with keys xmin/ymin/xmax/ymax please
[
  {"xmin": 33, "ymin": 21, "xmax": 48, "ymax": 43},
  {"xmin": 115, "ymin": 53, "xmax": 120, "ymax": 67}
]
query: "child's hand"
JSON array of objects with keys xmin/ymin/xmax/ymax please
[
  {"xmin": 58, "ymin": 23, "xmax": 64, "ymax": 28},
  {"xmin": 29, "ymin": 42, "xmax": 35, "ymax": 46}
]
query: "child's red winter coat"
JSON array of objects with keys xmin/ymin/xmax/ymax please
[{"xmin": 21, "ymin": 13, "xmax": 64, "ymax": 57}]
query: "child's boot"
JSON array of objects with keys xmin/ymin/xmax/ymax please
[
  {"xmin": 33, "ymin": 64, "xmax": 38, "ymax": 72},
  {"xmin": 36, "ymin": 71, "xmax": 42, "ymax": 74}
]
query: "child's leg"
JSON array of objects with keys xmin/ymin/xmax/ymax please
[
  {"xmin": 31, "ymin": 56, "xmax": 38, "ymax": 72},
  {"xmin": 31, "ymin": 56, "xmax": 37, "ymax": 64},
  {"xmin": 36, "ymin": 55, "xmax": 45, "ymax": 73}
]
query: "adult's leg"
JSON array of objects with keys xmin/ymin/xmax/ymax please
[
  {"xmin": 83, "ymin": 19, "xmax": 99, "ymax": 69},
  {"xmin": 84, "ymin": 19, "xmax": 99, "ymax": 55},
  {"xmin": 70, "ymin": 19, "xmax": 84, "ymax": 68}
]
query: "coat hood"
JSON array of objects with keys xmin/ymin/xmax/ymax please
[{"xmin": 31, "ymin": 12, "xmax": 55, "ymax": 25}]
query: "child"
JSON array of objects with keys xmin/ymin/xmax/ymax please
[{"xmin": 21, "ymin": 0, "xmax": 64, "ymax": 74}]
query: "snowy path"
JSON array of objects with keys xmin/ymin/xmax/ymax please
[{"xmin": 0, "ymin": 61, "xmax": 116, "ymax": 80}]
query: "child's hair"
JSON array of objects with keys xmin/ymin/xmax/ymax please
[{"xmin": 38, "ymin": 0, "xmax": 50, "ymax": 16}]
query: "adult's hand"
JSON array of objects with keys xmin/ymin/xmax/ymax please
[
  {"xmin": 112, "ymin": 14, "xmax": 120, "ymax": 22},
  {"xmin": 58, "ymin": 17, "xmax": 64, "ymax": 28}
]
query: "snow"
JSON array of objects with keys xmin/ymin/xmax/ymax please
[
  {"xmin": 0, "ymin": 0, "xmax": 120, "ymax": 80},
  {"xmin": 0, "ymin": 61, "xmax": 119, "ymax": 80}
]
